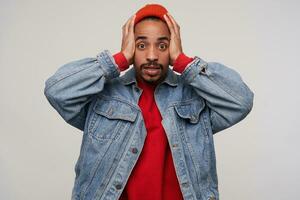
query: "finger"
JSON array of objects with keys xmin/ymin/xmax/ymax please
[
  {"xmin": 164, "ymin": 14, "xmax": 175, "ymax": 35},
  {"xmin": 128, "ymin": 15, "xmax": 136, "ymax": 35},
  {"xmin": 123, "ymin": 15, "xmax": 133, "ymax": 36},
  {"xmin": 122, "ymin": 23, "xmax": 128, "ymax": 37},
  {"xmin": 167, "ymin": 13, "xmax": 180, "ymax": 36},
  {"xmin": 167, "ymin": 13, "xmax": 178, "ymax": 29}
]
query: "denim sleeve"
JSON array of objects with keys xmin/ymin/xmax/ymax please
[
  {"xmin": 44, "ymin": 50, "xmax": 120, "ymax": 131},
  {"xmin": 181, "ymin": 57, "xmax": 254, "ymax": 134}
]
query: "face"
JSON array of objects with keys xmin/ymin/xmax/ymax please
[{"xmin": 134, "ymin": 19, "xmax": 170, "ymax": 85}]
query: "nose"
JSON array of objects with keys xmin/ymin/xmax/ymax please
[{"xmin": 146, "ymin": 46, "xmax": 158, "ymax": 62}]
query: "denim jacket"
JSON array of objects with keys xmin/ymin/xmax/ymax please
[{"xmin": 44, "ymin": 50, "xmax": 254, "ymax": 200}]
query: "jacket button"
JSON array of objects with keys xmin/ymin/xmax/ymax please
[
  {"xmin": 181, "ymin": 182, "xmax": 189, "ymax": 188},
  {"xmin": 208, "ymin": 196, "xmax": 216, "ymax": 200},
  {"xmin": 199, "ymin": 63, "xmax": 208, "ymax": 74},
  {"xmin": 115, "ymin": 183, "xmax": 122, "ymax": 190},
  {"xmin": 190, "ymin": 115, "xmax": 197, "ymax": 122},
  {"xmin": 131, "ymin": 147, "xmax": 138, "ymax": 154},
  {"xmin": 172, "ymin": 144, "xmax": 178, "ymax": 148}
]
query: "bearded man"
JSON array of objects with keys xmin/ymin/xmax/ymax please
[{"xmin": 44, "ymin": 4, "xmax": 254, "ymax": 200}]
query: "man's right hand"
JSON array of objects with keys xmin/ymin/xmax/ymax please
[{"xmin": 121, "ymin": 15, "xmax": 136, "ymax": 65}]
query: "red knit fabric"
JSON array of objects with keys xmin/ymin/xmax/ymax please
[
  {"xmin": 134, "ymin": 4, "xmax": 168, "ymax": 25},
  {"xmin": 173, "ymin": 53, "xmax": 194, "ymax": 73},
  {"xmin": 113, "ymin": 52, "xmax": 129, "ymax": 71},
  {"xmin": 119, "ymin": 80, "xmax": 183, "ymax": 200},
  {"xmin": 113, "ymin": 53, "xmax": 191, "ymax": 200}
]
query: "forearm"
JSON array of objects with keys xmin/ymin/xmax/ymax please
[
  {"xmin": 44, "ymin": 50, "xmax": 120, "ymax": 130},
  {"xmin": 113, "ymin": 52, "xmax": 129, "ymax": 71},
  {"xmin": 181, "ymin": 57, "xmax": 254, "ymax": 133}
]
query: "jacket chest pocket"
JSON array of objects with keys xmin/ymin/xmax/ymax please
[
  {"xmin": 174, "ymin": 99, "xmax": 205, "ymax": 125},
  {"xmin": 174, "ymin": 98, "xmax": 210, "ymax": 153},
  {"xmin": 174, "ymin": 99, "xmax": 213, "ymax": 179},
  {"xmin": 88, "ymin": 97, "xmax": 138, "ymax": 140}
]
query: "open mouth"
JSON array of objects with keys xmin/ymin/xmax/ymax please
[{"xmin": 142, "ymin": 65, "xmax": 161, "ymax": 76}]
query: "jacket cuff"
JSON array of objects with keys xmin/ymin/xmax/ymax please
[
  {"xmin": 96, "ymin": 50, "xmax": 120, "ymax": 79},
  {"xmin": 113, "ymin": 52, "xmax": 129, "ymax": 71},
  {"xmin": 181, "ymin": 57, "xmax": 208, "ymax": 83},
  {"xmin": 173, "ymin": 53, "xmax": 194, "ymax": 73}
]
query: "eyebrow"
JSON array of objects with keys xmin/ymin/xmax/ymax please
[
  {"xmin": 135, "ymin": 36, "xmax": 147, "ymax": 41},
  {"xmin": 157, "ymin": 36, "xmax": 170, "ymax": 41},
  {"xmin": 135, "ymin": 36, "xmax": 170, "ymax": 41}
]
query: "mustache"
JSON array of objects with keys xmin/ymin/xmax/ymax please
[{"xmin": 140, "ymin": 61, "xmax": 163, "ymax": 69}]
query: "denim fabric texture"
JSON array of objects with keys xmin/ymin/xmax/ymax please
[{"xmin": 44, "ymin": 50, "xmax": 254, "ymax": 200}]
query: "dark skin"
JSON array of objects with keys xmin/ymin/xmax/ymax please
[{"xmin": 120, "ymin": 13, "xmax": 183, "ymax": 85}]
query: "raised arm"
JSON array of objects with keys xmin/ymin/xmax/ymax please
[
  {"xmin": 44, "ymin": 50, "xmax": 120, "ymax": 131},
  {"xmin": 182, "ymin": 58, "xmax": 254, "ymax": 133},
  {"xmin": 44, "ymin": 15, "xmax": 136, "ymax": 131},
  {"xmin": 164, "ymin": 13, "xmax": 254, "ymax": 134}
]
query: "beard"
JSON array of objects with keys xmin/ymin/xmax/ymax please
[{"xmin": 134, "ymin": 60, "xmax": 168, "ymax": 84}]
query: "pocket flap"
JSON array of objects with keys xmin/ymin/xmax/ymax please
[
  {"xmin": 93, "ymin": 98, "xmax": 138, "ymax": 122},
  {"xmin": 174, "ymin": 99, "xmax": 205, "ymax": 124}
]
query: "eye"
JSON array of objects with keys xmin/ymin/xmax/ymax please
[
  {"xmin": 137, "ymin": 43, "xmax": 146, "ymax": 50},
  {"xmin": 158, "ymin": 43, "xmax": 168, "ymax": 50}
]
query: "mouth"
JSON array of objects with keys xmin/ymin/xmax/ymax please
[{"xmin": 142, "ymin": 65, "xmax": 162, "ymax": 76}]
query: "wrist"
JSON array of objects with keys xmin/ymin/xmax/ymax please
[
  {"xmin": 173, "ymin": 53, "xmax": 194, "ymax": 73},
  {"xmin": 113, "ymin": 52, "xmax": 129, "ymax": 71},
  {"xmin": 121, "ymin": 51, "xmax": 132, "ymax": 64},
  {"xmin": 171, "ymin": 51, "xmax": 182, "ymax": 66}
]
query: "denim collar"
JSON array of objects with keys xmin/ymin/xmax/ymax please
[{"xmin": 120, "ymin": 67, "xmax": 178, "ymax": 87}]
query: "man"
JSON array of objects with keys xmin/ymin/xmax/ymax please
[{"xmin": 44, "ymin": 4, "xmax": 254, "ymax": 200}]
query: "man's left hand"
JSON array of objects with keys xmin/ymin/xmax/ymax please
[{"xmin": 164, "ymin": 13, "xmax": 183, "ymax": 66}]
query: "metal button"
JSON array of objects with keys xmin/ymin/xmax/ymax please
[
  {"xmin": 200, "ymin": 63, "xmax": 208, "ymax": 74},
  {"xmin": 172, "ymin": 144, "xmax": 178, "ymax": 148},
  {"xmin": 208, "ymin": 196, "xmax": 216, "ymax": 200},
  {"xmin": 181, "ymin": 182, "xmax": 189, "ymax": 188},
  {"xmin": 115, "ymin": 183, "xmax": 122, "ymax": 190},
  {"xmin": 190, "ymin": 115, "xmax": 197, "ymax": 122},
  {"xmin": 131, "ymin": 147, "xmax": 138, "ymax": 154}
]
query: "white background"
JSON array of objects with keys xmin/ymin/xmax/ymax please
[{"xmin": 1, "ymin": 0, "xmax": 299, "ymax": 199}]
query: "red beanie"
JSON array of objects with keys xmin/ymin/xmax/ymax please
[{"xmin": 134, "ymin": 4, "xmax": 168, "ymax": 25}]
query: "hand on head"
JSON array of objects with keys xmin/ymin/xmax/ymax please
[
  {"xmin": 121, "ymin": 15, "xmax": 136, "ymax": 65},
  {"xmin": 164, "ymin": 13, "xmax": 183, "ymax": 66},
  {"xmin": 120, "ymin": 4, "xmax": 183, "ymax": 67}
]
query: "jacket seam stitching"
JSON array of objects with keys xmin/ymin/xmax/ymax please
[{"xmin": 45, "ymin": 62, "xmax": 101, "ymax": 91}]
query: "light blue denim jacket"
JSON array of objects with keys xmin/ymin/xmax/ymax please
[{"xmin": 44, "ymin": 50, "xmax": 254, "ymax": 200}]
